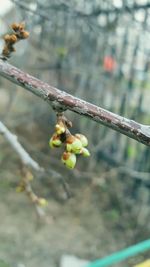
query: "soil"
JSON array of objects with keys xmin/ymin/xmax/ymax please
[{"xmin": 0, "ymin": 169, "xmax": 147, "ymax": 267}]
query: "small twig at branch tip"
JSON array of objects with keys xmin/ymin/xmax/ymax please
[{"xmin": 1, "ymin": 22, "xmax": 29, "ymax": 60}]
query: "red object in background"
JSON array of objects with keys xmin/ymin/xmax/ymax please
[{"xmin": 103, "ymin": 56, "xmax": 116, "ymax": 72}]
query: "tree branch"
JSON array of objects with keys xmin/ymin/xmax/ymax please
[
  {"xmin": 0, "ymin": 59, "xmax": 150, "ymax": 146},
  {"xmin": 0, "ymin": 121, "xmax": 44, "ymax": 172},
  {"xmin": 81, "ymin": 3, "xmax": 150, "ymax": 17},
  {"xmin": 11, "ymin": 0, "xmax": 51, "ymax": 22}
]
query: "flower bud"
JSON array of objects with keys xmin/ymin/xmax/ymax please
[
  {"xmin": 75, "ymin": 134, "xmax": 88, "ymax": 147},
  {"xmin": 66, "ymin": 135, "xmax": 82, "ymax": 154},
  {"xmin": 61, "ymin": 152, "xmax": 76, "ymax": 169},
  {"xmin": 49, "ymin": 134, "xmax": 62, "ymax": 148},
  {"xmin": 66, "ymin": 143, "xmax": 72, "ymax": 152},
  {"xmin": 81, "ymin": 147, "xmax": 90, "ymax": 157},
  {"xmin": 38, "ymin": 198, "xmax": 48, "ymax": 206},
  {"xmin": 11, "ymin": 23, "xmax": 20, "ymax": 31},
  {"xmin": 18, "ymin": 22, "xmax": 25, "ymax": 31},
  {"xmin": 20, "ymin": 31, "xmax": 30, "ymax": 39},
  {"xmin": 9, "ymin": 34, "xmax": 18, "ymax": 44},
  {"xmin": 55, "ymin": 121, "xmax": 65, "ymax": 135},
  {"xmin": 4, "ymin": 34, "xmax": 11, "ymax": 42},
  {"xmin": 16, "ymin": 185, "xmax": 25, "ymax": 192}
]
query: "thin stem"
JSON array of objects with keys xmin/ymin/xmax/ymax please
[{"xmin": 0, "ymin": 120, "xmax": 44, "ymax": 171}]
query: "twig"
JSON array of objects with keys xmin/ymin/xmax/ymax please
[
  {"xmin": 78, "ymin": 3, "xmax": 150, "ymax": 17},
  {"xmin": 0, "ymin": 121, "xmax": 47, "ymax": 216},
  {"xmin": 0, "ymin": 121, "xmax": 44, "ymax": 172},
  {"xmin": 11, "ymin": 0, "xmax": 51, "ymax": 22},
  {"xmin": 0, "ymin": 121, "xmax": 72, "ymax": 200},
  {"xmin": 11, "ymin": 0, "xmax": 150, "ymax": 18},
  {"xmin": 0, "ymin": 60, "xmax": 150, "ymax": 146},
  {"xmin": 118, "ymin": 167, "xmax": 150, "ymax": 182},
  {"xmin": 74, "ymin": 166, "xmax": 150, "ymax": 183}
]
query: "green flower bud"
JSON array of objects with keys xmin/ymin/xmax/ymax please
[
  {"xmin": 55, "ymin": 122, "xmax": 65, "ymax": 135},
  {"xmin": 81, "ymin": 147, "xmax": 90, "ymax": 157},
  {"xmin": 75, "ymin": 134, "xmax": 88, "ymax": 147},
  {"xmin": 61, "ymin": 152, "xmax": 76, "ymax": 169},
  {"xmin": 66, "ymin": 135, "xmax": 82, "ymax": 154},
  {"xmin": 72, "ymin": 139, "xmax": 82, "ymax": 153},
  {"xmin": 16, "ymin": 185, "xmax": 25, "ymax": 193},
  {"xmin": 49, "ymin": 134, "xmax": 62, "ymax": 148},
  {"xmin": 38, "ymin": 198, "xmax": 48, "ymax": 206},
  {"xmin": 66, "ymin": 143, "xmax": 72, "ymax": 152}
]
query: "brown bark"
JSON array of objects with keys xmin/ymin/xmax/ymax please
[{"xmin": 0, "ymin": 59, "xmax": 150, "ymax": 146}]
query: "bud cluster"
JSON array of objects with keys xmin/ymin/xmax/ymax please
[
  {"xmin": 2, "ymin": 22, "xmax": 29, "ymax": 59},
  {"xmin": 49, "ymin": 114, "xmax": 90, "ymax": 169},
  {"xmin": 16, "ymin": 170, "xmax": 47, "ymax": 207}
]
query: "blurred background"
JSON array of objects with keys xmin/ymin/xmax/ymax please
[{"xmin": 0, "ymin": 1, "xmax": 150, "ymax": 267}]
